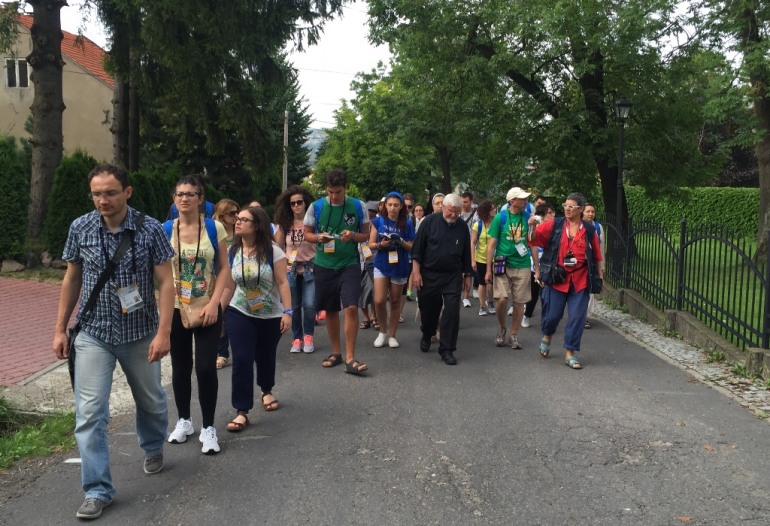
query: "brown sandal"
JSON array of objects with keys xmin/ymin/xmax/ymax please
[
  {"xmin": 322, "ymin": 353, "xmax": 343, "ymax": 367},
  {"xmin": 261, "ymin": 392, "xmax": 279, "ymax": 412},
  {"xmin": 226, "ymin": 411, "xmax": 249, "ymax": 432}
]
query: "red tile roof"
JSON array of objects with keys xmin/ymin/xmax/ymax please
[{"xmin": 17, "ymin": 14, "xmax": 114, "ymax": 89}]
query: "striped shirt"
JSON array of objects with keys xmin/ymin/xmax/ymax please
[{"xmin": 63, "ymin": 206, "xmax": 175, "ymax": 345}]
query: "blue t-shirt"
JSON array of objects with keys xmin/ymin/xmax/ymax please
[{"xmin": 372, "ymin": 216, "xmax": 415, "ymax": 278}]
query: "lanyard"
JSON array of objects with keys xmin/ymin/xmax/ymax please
[
  {"xmin": 319, "ymin": 197, "xmax": 347, "ymax": 233},
  {"xmin": 289, "ymin": 223, "xmax": 305, "ymax": 251},
  {"xmin": 240, "ymin": 247, "xmax": 262, "ymax": 290},
  {"xmin": 176, "ymin": 218, "xmax": 202, "ymax": 275},
  {"xmin": 99, "ymin": 227, "xmax": 136, "ymax": 285}
]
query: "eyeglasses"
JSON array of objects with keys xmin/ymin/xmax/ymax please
[
  {"xmin": 235, "ymin": 217, "xmax": 254, "ymax": 224},
  {"xmin": 89, "ymin": 190, "xmax": 123, "ymax": 200},
  {"xmin": 224, "ymin": 210, "xmax": 239, "ymax": 217},
  {"xmin": 174, "ymin": 191, "xmax": 201, "ymax": 199},
  {"xmin": 562, "ymin": 204, "xmax": 581, "ymax": 210},
  {"xmin": 290, "ymin": 200, "xmax": 304, "ymax": 207}
]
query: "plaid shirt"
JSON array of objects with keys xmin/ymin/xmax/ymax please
[{"xmin": 63, "ymin": 206, "xmax": 174, "ymax": 345}]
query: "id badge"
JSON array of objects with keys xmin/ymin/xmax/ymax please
[
  {"xmin": 323, "ymin": 240, "xmax": 335, "ymax": 254},
  {"xmin": 515, "ymin": 243, "xmax": 528, "ymax": 257},
  {"xmin": 288, "ymin": 249, "xmax": 298, "ymax": 265},
  {"xmin": 361, "ymin": 244, "xmax": 373, "ymax": 259},
  {"xmin": 388, "ymin": 250, "xmax": 399, "ymax": 264},
  {"xmin": 117, "ymin": 284, "xmax": 144, "ymax": 314},
  {"xmin": 245, "ymin": 290, "xmax": 265, "ymax": 312},
  {"xmin": 179, "ymin": 280, "xmax": 193, "ymax": 303}
]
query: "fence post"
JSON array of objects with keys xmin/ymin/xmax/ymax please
[
  {"xmin": 764, "ymin": 230, "xmax": 770, "ymax": 349},
  {"xmin": 676, "ymin": 219, "xmax": 686, "ymax": 311}
]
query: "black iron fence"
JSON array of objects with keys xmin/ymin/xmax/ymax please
[{"xmin": 603, "ymin": 216, "xmax": 769, "ymax": 350}]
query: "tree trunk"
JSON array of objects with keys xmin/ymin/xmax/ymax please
[
  {"xmin": 111, "ymin": 73, "xmax": 129, "ymax": 167},
  {"xmin": 127, "ymin": 44, "xmax": 140, "ymax": 171},
  {"xmin": 436, "ymin": 145, "xmax": 451, "ymax": 193},
  {"xmin": 26, "ymin": 1, "xmax": 67, "ymax": 237}
]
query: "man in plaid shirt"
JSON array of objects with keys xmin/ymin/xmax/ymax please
[{"xmin": 52, "ymin": 164, "xmax": 175, "ymax": 520}]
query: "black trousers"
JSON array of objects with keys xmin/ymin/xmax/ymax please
[
  {"xmin": 418, "ymin": 270, "xmax": 462, "ymax": 353},
  {"xmin": 524, "ymin": 271, "xmax": 543, "ymax": 318}
]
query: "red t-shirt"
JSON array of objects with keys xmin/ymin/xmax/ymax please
[{"xmin": 531, "ymin": 219, "xmax": 603, "ymax": 293}]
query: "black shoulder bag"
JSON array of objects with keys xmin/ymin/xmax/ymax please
[
  {"xmin": 68, "ymin": 214, "xmax": 145, "ymax": 389},
  {"xmin": 538, "ymin": 217, "xmax": 567, "ymax": 285}
]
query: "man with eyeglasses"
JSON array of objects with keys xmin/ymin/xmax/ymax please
[
  {"xmin": 485, "ymin": 187, "xmax": 538, "ymax": 350},
  {"xmin": 52, "ymin": 164, "xmax": 175, "ymax": 520}
]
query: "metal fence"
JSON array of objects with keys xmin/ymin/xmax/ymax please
[{"xmin": 603, "ymin": 217, "xmax": 770, "ymax": 350}]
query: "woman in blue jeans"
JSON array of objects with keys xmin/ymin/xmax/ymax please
[{"xmin": 274, "ymin": 185, "xmax": 317, "ymax": 353}]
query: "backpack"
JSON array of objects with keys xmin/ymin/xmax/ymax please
[
  {"xmin": 313, "ymin": 196, "xmax": 365, "ymax": 234},
  {"xmin": 167, "ymin": 201, "xmax": 216, "ymax": 221},
  {"xmin": 163, "ymin": 218, "xmax": 220, "ymax": 275}
]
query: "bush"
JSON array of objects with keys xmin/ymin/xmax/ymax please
[
  {"xmin": 129, "ymin": 166, "xmax": 178, "ymax": 221},
  {"xmin": 43, "ymin": 151, "xmax": 98, "ymax": 258},
  {"xmin": 0, "ymin": 137, "xmax": 30, "ymax": 261}
]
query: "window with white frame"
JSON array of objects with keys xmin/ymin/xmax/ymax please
[{"xmin": 5, "ymin": 58, "xmax": 29, "ymax": 88}]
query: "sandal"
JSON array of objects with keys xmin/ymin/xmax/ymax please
[
  {"xmin": 539, "ymin": 338, "xmax": 551, "ymax": 358},
  {"xmin": 565, "ymin": 356, "xmax": 583, "ymax": 369},
  {"xmin": 226, "ymin": 411, "xmax": 249, "ymax": 433},
  {"xmin": 216, "ymin": 356, "xmax": 230, "ymax": 369},
  {"xmin": 344, "ymin": 359, "xmax": 368, "ymax": 375},
  {"xmin": 359, "ymin": 320, "xmax": 372, "ymax": 330},
  {"xmin": 398, "ymin": 315, "xmax": 405, "ymax": 323},
  {"xmin": 372, "ymin": 318, "xmax": 380, "ymax": 330},
  {"xmin": 261, "ymin": 392, "xmax": 279, "ymax": 412},
  {"xmin": 322, "ymin": 353, "xmax": 343, "ymax": 368},
  {"xmin": 584, "ymin": 321, "xmax": 592, "ymax": 329}
]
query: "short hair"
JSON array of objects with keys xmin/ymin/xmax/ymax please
[
  {"xmin": 566, "ymin": 192, "xmax": 586, "ymax": 208},
  {"xmin": 324, "ymin": 169, "xmax": 347, "ymax": 188},
  {"xmin": 461, "ymin": 191, "xmax": 473, "ymax": 200},
  {"xmin": 443, "ymin": 193, "xmax": 462, "ymax": 209},
  {"xmin": 535, "ymin": 203, "xmax": 554, "ymax": 217},
  {"xmin": 535, "ymin": 195, "xmax": 547, "ymax": 202},
  {"xmin": 403, "ymin": 193, "xmax": 415, "ymax": 202},
  {"xmin": 214, "ymin": 198, "xmax": 239, "ymax": 221},
  {"xmin": 88, "ymin": 164, "xmax": 129, "ymax": 189}
]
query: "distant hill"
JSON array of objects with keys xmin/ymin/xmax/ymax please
[{"xmin": 304, "ymin": 128, "xmax": 328, "ymax": 167}]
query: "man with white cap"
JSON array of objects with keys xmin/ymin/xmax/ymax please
[{"xmin": 485, "ymin": 187, "xmax": 539, "ymax": 349}]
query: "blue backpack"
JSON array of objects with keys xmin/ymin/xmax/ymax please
[
  {"xmin": 313, "ymin": 196, "xmax": 365, "ymax": 234},
  {"xmin": 163, "ymin": 218, "xmax": 220, "ymax": 275}
]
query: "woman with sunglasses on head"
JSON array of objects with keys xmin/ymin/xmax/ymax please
[
  {"xmin": 220, "ymin": 207, "xmax": 292, "ymax": 432},
  {"xmin": 274, "ymin": 185, "xmax": 317, "ymax": 354},
  {"xmin": 164, "ymin": 176, "xmax": 231, "ymax": 455},
  {"xmin": 212, "ymin": 199, "xmax": 240, "ymax": 369}
]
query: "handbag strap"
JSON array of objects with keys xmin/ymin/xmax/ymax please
[{"xmin": 81, "ymin": 213, "xmax": 145, "ymax": 317}]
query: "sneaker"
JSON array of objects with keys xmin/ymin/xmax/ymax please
[
  {"xmin": 406, "ymin": 289, "xmax": 413, "ymax": 301},
  {"xmin": 199, "ymin": 426, "xmax": 220, "ymax": 455},
  {"xmin": 303, "ymin": 335, "xmax": 315, "ymax": 353},
  {"xmin": 487, "ymin": 302, "xmax": 496, "ymax": 314},
  {"xmin": 462, "ymin": 298, "xmax": 472, "ymax": 308},
  {"xmin": 317, "ymin": 310, "xmax": 327, "ymax": 321},
  {"xmin": 478, "ymin": 307, "xmax": 488, "ymax": 316},
  {"xmin": 521, "ymin": 316, "xmax": 531, "ymax": 328},
  {"xmin": 472, "ymin": 288, "xmax": 479, "ymax": 299},
  {"xmin": 388, "ymin": 337, "xmax": 400, "ymax": 348},
  {"xmin": 508, "ymin": 334, "xmax": 523, "ymax": 349},
  {"xmin": 290, "ymin": 339, "xmax": 302, "ymax": 353},
  {"xmin": 168, "ymin": 418, "xmax": 194, "ymax": 444},
  {"xmin": 507, "ymin": 306, "xmax": 513, "ymax": 316},
  {"xmin": 495, "ymin": 327, "xmax": 507, "ymax": 347},
  {"xmin": 374, "ymin": 332, "xmax": 388, "ymax": 348},
  {"xmin": 143, "ymin": 453, "xmax": 164, "ymax": 474},
  {"xmin": 76, "ymin": 497, "xmax": 111, "ymax": 519}
]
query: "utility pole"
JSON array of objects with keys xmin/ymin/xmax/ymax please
[{"xmin": 282, "ymin": 103, "xmax": 289, "ymax": 192}]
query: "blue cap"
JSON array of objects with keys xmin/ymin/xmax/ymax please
[{"xmin": 385, "ymin": 191, "xmax": 404, "ymax": 203}]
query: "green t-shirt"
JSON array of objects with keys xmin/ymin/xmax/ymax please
[
  {"xmin": 488, "ymin": 209, "xmax": 531, "ymax": 269},
  {"xmin": 312, "ymin": 197, "xmax": 362, "ymax": 270}
]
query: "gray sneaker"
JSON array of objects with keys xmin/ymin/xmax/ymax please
[
  {"xmin": 495, "ymin": 327, "xmax": 506, "ymax": 347},
  {"xmin": 143, "ymin": 453, "xmax": 164, "ymax": 475},
  {"xmin": 76, "ymin": 497, "xmax": 111, "ymax": 519},
  {"xmin": 508, "ymin": 334, "xmax": 523, "ymax": 349}
]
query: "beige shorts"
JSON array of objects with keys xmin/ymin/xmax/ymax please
[{"xmin": 492, "ymin": 267, "xmax": 531, "ymax": 304}]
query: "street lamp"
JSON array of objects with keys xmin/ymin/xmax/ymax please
[{"xmin": 615, "ymin": 97, "xmax": 632, "ymax": 233}]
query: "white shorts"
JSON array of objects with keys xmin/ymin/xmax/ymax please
[{"xmin": 373, "ymin": 267, "xmax": 408, "ymax": 285}]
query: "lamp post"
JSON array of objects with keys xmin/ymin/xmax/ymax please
[
  {"xmin": 282, "ymin": 102, "xmax": 290, "ymax": 192},
  {"xmin": 615, "ymin": 97, "xmax": 632, "ymax": 234}
]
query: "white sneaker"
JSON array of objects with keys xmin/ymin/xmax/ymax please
[
  {"xmin": 388, "ymin": 337, "xmax": 400, "ymax": 348},
  {"xmin": 462, "ymin": 298, "xmax": 472, "ymax": 308},
  {"xmin": 168, "ymin": 418, "xmax": 194, "ymax": 444},
  {"xmin": 521, "ymin": 316, "xmax": 531, "ymax": 328},
  {"xmin": 374, "ymin": 332, "xmax": 388, "ymax": 347},
  {"xmin": 487, "ymin": 302, "xmax": 496, "ymax": 314},
  {"xmin": 290, "ymin": 338, "xmax": 302, "ymax": 353},
  {"xmin": 199, "ymin": 426, "xmax": 220, "ymax": 455},
  {"xmin": 472, "ymin": 289, "xmax": 479, "ymax": 299},
  {"xmin": 478, "ymin": 307, "xmax": 488, "ymax": 316},
  {"xmin": 507, "ymin": 306, "xmax": 513, "ymax": 316},
  {"xmin": 303, "ymin": 335, "xmax": 315, "ymax": 353}
]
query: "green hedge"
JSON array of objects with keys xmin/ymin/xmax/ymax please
[
  {"xmin": 625, "ymin": 186, "xmax": 758, "ymax": 238},
  {"xmin": 0, "ymin": 137, "xmax": 30, "ymax": 260},
  {"xmin": 43, "ymin": 151, "xmax": 98, "ymax": 258}
]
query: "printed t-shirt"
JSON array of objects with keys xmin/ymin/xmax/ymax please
[
  {"xmin": 229, "ymin": 244, "xmax": 287, "ymax": 319},
  {"xmin": 488, "ymin": 210, "xmax": 531, "ymax": 269},
  {"xmin": 170, "ymin": 219, "xmax": 227, "ymax": 309}
]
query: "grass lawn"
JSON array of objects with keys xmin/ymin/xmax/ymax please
[{"xmin": 0, "ymin": 398, "xmax": 75, "ymax": 469}]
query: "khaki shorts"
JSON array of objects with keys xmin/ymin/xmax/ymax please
[{"xmin": 492, "ymin": 267, "xmax": 531, "ymax": 304}]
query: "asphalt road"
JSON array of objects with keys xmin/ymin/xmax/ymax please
[{"xmin": 2, "ymin": 299, "xmax": 770, "ymax": 525}]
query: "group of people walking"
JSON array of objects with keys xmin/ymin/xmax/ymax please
[{"xmin": 51, "ymin": 163, "xmax": 603, "ymax": 520}]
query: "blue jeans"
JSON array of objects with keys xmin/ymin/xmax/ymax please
[
  {"xmin": 540, "ymin": 284, "xmax": 590, "ymax": 352},
  {"xmin": 73, "ymin": 331, "xmax": 168, "ymax": 502},
  {"xmin": 287, "ymin": 269, "xmax": 315, "ymax": 340}
]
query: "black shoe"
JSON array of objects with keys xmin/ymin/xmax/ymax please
[
  {"xmin": 420, "ymin": 338, "xmax": 431, "ymax": 352},
  {"xmin": 440, "ymin": 351, "xmax": 457, "ymax": 365}
]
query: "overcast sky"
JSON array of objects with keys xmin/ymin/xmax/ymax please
[{"xmin": 55, "ymin": 1, "xmax": 391, "ymax": 130}]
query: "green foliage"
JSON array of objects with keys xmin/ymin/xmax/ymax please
[
  {"xmin": 42, "ymin": 151, "xmax": 98, "ymax": 259},
  {"xmin": 705, "ymin": 349, "xmax": 726, "ymax": 364},
  {"xmin": 729, "ymin": 361, "xmax": 753, "ymax": 379},
  {"xmin": 626, "ymin": 186, "xmax": 758, "ymax": 238},
  {"xmin": 0, "ymin": 136, "xmax": 29, "ymax": 260},
  {"xmin": 129, "ymin": 166, "xmax": 178, "ymax": 221},
  {"xmin": 0, "ymin": 398, "xmax": 76, "ymax": 469}
]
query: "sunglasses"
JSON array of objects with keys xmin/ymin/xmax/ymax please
[
  {"xmin": 225, "ymin": 210, "xmax": 239, "ymax": 217},
  {"xmin": 290, "ymin": 200, "xmax": 305, "ymax": 207}
]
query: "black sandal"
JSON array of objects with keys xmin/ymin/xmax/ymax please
[
  {"xmin": 322, "ymin": 353, "xmax": 343, "ymax": 368},
  {"xmin": 344, "ymin": 359, "xmax": 368, "ymax": 375},
  {"xmin": 359, "ymin": 320, "xmax": 372, "ymax": 329}
]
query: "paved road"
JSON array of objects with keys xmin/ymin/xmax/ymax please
[{"xmin": 1, "ymin": 298, "xmax": 770, "ymax": 525}]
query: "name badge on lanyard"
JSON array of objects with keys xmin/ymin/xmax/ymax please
[
  {"xmin": 388, "ymin": 250, "xmax": 399, "ymax": 264},
  {"xmin": 245, "ymin": 290, "xmax": 265, "ymax": 312},
  {"xmin": 288, "ymin": 249, "xmax": 298, "ymax": 264},
  {"xmin": 323, "ymin": 240, "xmax": 335, "ymax": 253},
  {"xmin": 178, "ymin": 280, "xmax": 194, "ymax": 303},
  {"xmin": 117, "ymin": 283, "xmax": 144, "ymax": 314}
]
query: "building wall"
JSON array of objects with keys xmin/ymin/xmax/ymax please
[{"xmin": 0, "ymin": 24, "xmax": 113, "ymax": 162}]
